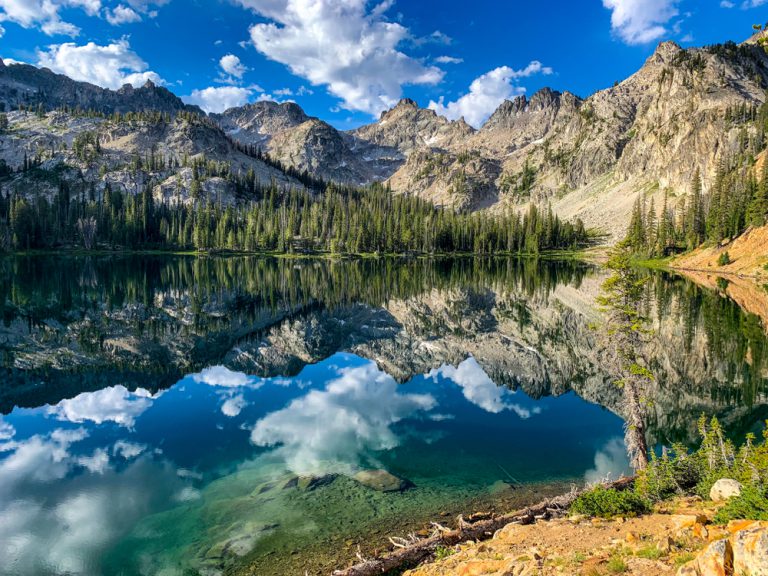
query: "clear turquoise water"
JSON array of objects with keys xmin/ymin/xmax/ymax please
[{"xmin": 0, "ymin": 353, "xmax": 626, "ymax": 576}]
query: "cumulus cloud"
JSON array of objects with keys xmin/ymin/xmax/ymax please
[
  {"xmin": 191, "ymin": 365, "xmax": 255, "ymax": 387},
  {"xmin": 77, "ymin": 448, "xmax": 111, "ymax": 474},
  {"xmin": 113, "ymin": 440, "xmax": 146, "ymax": 459},
  {"xmin": 106, "ymin": 4, "xmax": 141, "ymax": 25},
  {"xmin": 221, "ymin": 393, "xmax": 248, "ymax": 417},
  {"xmin": 36, "ymin": 39, "xmax": 163, "ymax": 89},
  {"xmin": 431, "ymin": 357, "xmax": 541, "ymax": 418},
  {"xmin": 428, "ymin": 62, "xmax": 552, "ymax": 128},
  {"xmin": 0, "ymin": 0, "xmax": 104, "ymax": 36},
  {"xmin": 0, "ymin": 416, "xmax": 14, "ymax": 441},
  {"xmin": 237, "ymin": 0, "xmax": 443, "ymax": 116},
  {"xmin": 219, "ymin": 53, "xmax": 248, "ymax": 80},
  {"xmin": 0, "ymin": 428, "xmax": 89, "ymax": 496},
  {"xmin": 0, "ymin": 460, "xmax": 179, "ymax": 575},
  {"xmin": 602, "ymin": 0, "xmax": 679, "ymax": 45},
  {"xmin": 584, "ymin": 437, "xmax": 631, "ymax": 484},
  {"xmin": 182, "ymin": 86, "xmax": 253, "ymax": 113},
  {"xmin": 48, "ymin": 385, "xmax": 155, "ymax": 428},
  {"xmin": 251, "ymin": 362, "xmax": 436, "ymax": 476}
]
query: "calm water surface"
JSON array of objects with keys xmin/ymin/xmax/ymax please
[{"xmin": 0, "ymin": 256, "xmax": 766, "ymax": 576}]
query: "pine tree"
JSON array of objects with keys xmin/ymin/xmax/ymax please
[{"xmin": 746, "ymin": 160, "xmax": 768, "ymax": 227}]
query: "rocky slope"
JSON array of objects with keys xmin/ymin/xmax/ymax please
[
  {"xmin": 0, "ymin": 109, "xmax": 301, "ymax": 205},
  {"xmin": 215, "ymin": 35, "xmax": 768, "ymax": 233},
  {"xmin": 0, "ymin": 58, "xmax": 201, "ymax": 115}
]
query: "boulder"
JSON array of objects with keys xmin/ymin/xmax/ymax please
[
  {"xmin": 731, "ymin": 524, "xmax": 768, "ymax": 576},
  {"xmin": 710, "ymin": 479, "xmax": 743, "ymax": 502},
  {"xmin": 353, "ymin": 469, "xmax": 413, "ymax": 492},
  {"xmin": 699, "ymin": 538, "xmax": 733, "ymax": 576}
]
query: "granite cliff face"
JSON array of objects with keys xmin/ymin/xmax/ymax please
[
  {"xmin": 388, "ymin": 40, "xmax": 768, "ymax": 234},
  {"xmin": 210, "ymin": 37, "xmax": 768, "ymax": 235},
  {"xmin": 0, "ymin": 110, "xmax": 301, "ymax": 205}
]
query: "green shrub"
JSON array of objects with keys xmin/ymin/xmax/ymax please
[
  {"xmin": 433, "ymin": 546, "xmax": 455, "ymax": 561},
  {"xmin": 717, "ymin": 251, "xmax": 731, "ymax": 266},
  {"xmin": 571, "ymin": 486, "xmax": 651, "ymax": 518},
  {"xmin": 713, "ymin": 485, "xmax": 768, "ymax": 524}
]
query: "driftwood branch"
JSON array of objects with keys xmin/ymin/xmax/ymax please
[{"xmin": 331, "ymin": 477, "xmax": 634, "ymax": 576}]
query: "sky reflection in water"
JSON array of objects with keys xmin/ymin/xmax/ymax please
[{"xmin": 0, "ymin": 353, "xmax": 626, "ymax": 576}]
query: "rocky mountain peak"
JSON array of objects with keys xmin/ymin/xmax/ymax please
[
  {"xmin": 394, "ymin": 98, "xmax": 419, "ymax": 110},
  {"xmin": 649, "ymin": 40, "xmax": 684, "ymax": 64},
  {"xmin": 482, "ymin": 88, "xmax": 576, "ymax": 133},
  {"xmin": 143, "ymin": 79, "xmax": 157, "ymax": 90},
  {"xmin": 528, "ymin": 87, "xmax": 561, "ymax": 110},
  {"xmin": 379, "ymin": 98, "xmax": 422, "ymax": 122},
  {"xmin": 0, "ymin": 58, "xmax": 5, "ymax": 69}
]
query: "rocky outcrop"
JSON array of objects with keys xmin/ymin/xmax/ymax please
[
  {"xmin": 0, "ymin": 110, "xmax": 301, "ymax": 204},
  {"xmin": 0, "ymin": 62, "xmax": 201, "ymax": 115}
]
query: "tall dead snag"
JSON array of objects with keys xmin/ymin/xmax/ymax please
[
  {"xmin": 597, "ymin": 241, "xmax": 651, "ymax": 471},
  {"xmin": 77, "ymin": 216, "xmax": 98, "ymax": 250}
]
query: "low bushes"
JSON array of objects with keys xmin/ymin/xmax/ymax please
[{"xmin": 573, "ymin": 417, "xmax": 768, "ymax": 519}]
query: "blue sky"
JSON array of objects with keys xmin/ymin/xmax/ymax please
[{"xmin": 0, "ymin": 0, "xmax": 766, "ymax": 128}]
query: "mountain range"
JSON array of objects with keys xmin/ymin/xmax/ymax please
[{"xmin": 1, "ymin": 32, "xmax": 767, "ymax": 238}]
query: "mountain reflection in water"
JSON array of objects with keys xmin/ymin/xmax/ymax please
[{"xmin": 0, "ymin": 255, "xmax": 766, "ymax": 575}]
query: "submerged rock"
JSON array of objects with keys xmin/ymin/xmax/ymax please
[
  {"xmin": 295, "ymin": 474, "xmax": 337, "ymax": 491},
  {"xmin": 353, "ymin": 470, "xmax": 413, "ymax": 492}
]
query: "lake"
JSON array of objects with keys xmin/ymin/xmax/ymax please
[{"xmin": 0, "ymin": 255, "xmax": 766, "ymax": 576}]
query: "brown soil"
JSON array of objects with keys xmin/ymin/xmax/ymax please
[
  {"xmin": 403, "ymin": 498, "xmax": 738, "ymax": 576},
  {"xmin": 671, "ymin": 226, "xmax": 768, "ymax": 279}
]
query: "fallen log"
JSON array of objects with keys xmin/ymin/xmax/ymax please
[{"xmin": 331, "ymin": 477, "xmax": 634, "ymax": 576}]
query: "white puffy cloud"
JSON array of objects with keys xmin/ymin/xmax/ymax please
[
  {"xmin": 431, "ymin": 357, "xmax": 541, "ymax": 418},
  {"xmin": 113, "ymin": 440, "xmax": 146, "ymax": 459},
  {"xmin": 48, "ymin": 385, "xmax": 155, "ymax": 428},
  {"xmin": 106, "ymin": 4, "xmax": 142, "ymax": 25},
  {"xmin": 68, "ymin": 0, "xmax": 100, "ymax": 15},
  {"xmin": 77, "ymin": 448, "xmax": 111, "ymax": 474},
  {"xmin": 221, "ymin": 393, "xmax": 248, "ymax": 417},
  {"xmin": 36, "ymin": 39, "xmax": 164, "ymax": 89},
  {"xmin": 428, "ymin": 62, "xmax": 552, "ymax": 128},
  {"xmin": 0, "ymin": 416, "xmax": 14, "ymax": 441},
  {"xmin": 0, "ymin": 459, "xmax": 179, "ymax": 575},
  {"xmin": 191, "ymin": 365, "xmax": 255, "ymax": 387},
  {"xmin": 237, "ymin": 0, "xmax": 443, "ymax": 116},
  {"xmin": 602, "ymin": 0, "xmax": 679, "ymax": 45},
  {"xmin": 0, "ymin": 0, "xmax": 104, "ymax": 36},
  {"xmin": 0, "ymin": 428, "xmax": 88, "ymax": 496},
  {"xmin": 219, "ymin": 53, "xmax": 248, "ymax": 80},
  {"xmin": 584, "ymin": 437, "xmax": 631, "ymax": 484},
  {"xmin": 183, "ymin": 86, "xmax": 254, "ymax": 113},
  {"xmin": 435, "ymin": 55, "xmax": 463, "ymax": 64},
  {"xmin": 251, "ymin": 362, "xmax": 436, "ymax": 476}
]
